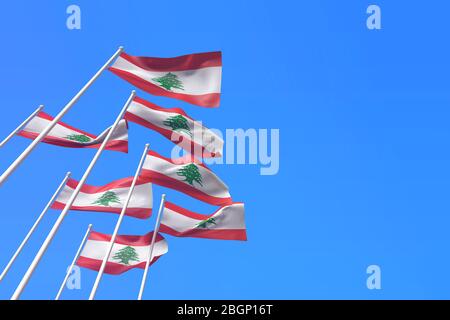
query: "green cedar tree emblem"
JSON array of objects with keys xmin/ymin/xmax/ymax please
[
  {"xmin": 163, "ymin": 115, "xmax": 192, "ymax": 136},
  {"xmin": 92, "ymin": 191, "xmax": 121, "ymax": 207},
  {"xmin": 112, "ymin": 246, "xmax": 140, "ymax": 265},
  {"xmin": 195, "ymin": 217, "xmax": 217, "ymax": 229},
  {"xmin": 65, "ymin": 134, "xmax": 91, "ymax": 143},
  {"xmin": 152, "ymin": 72, "xmax": 184, "ymax": 91},
  {"xmin": 177, "ymin": 164, "xmax": 203, "ymax": 187}
]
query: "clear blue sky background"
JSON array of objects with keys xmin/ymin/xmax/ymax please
[{"xmin": 0, "ymin": 1, "xmax": 449, "ymax": 300}]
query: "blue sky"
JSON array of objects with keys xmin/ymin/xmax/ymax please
[{"xmin": 0, "ymin": 1, "xmax": 450, "ymax": 299}]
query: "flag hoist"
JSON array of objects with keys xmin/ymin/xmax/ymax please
[
  {"xmin": 10, "ymin": 90, "xmax": 136, "ymax": 300},
  {"xmin": 0, "ymin": 172, "xmax": 71, "ymax": 282},
  {"xmin": 0, "ymin": 46, "xmax": 124, "ymax": 187},
  {"xmin": 88, "ymin": 143, "xmax": 151, "ymax": 300}
]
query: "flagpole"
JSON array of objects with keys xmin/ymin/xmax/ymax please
[
  {"xmin": 137, "ymin": 194, "xmax": 166, "ymax": 300},
  {"xmin": 88, "ymin": 143, "xmax": 150, "ymax": 300},
  {"xmin": 11, "ymin": 91, "xmax": 135, "ymax": 300},
  {"xmin": 0, "ymin": 46, "xmax": 124, "ymax": 187},
  {"xmin": 55, "ymin": 224, "xmax": 92, "ymax": 300},
  {"xmin": 0, "ymin": 171, "xmax": 71, "ymax": 282},
  {"xmin": 0, "ymin": 105, "xmax": 44, "ymax": 148}
]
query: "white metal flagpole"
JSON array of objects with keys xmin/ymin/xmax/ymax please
[
  {"xmin": 88, "ymin": 143, "xmax": 150, "ymax": 300},
  {"xmin": 0, "ymin": 171, "xmax": 71, "ymax": 282},
  {"xmin": 0, "ymin": 46, "xmax": 124, "ymax": 187},
  {"xmin": 137, "ymin": 194, "xmax": 166, "ymax": 300},
  {"xmin": 55, "ymin": 224, "xmax": 93, "ymax": 300},
  {"xmin": 0, "ymin": 105, "xmax": 44, "ymax": 148},
  {"xmin": 11, "ymin": 91, "xmax": 135, "ymax": 300}
]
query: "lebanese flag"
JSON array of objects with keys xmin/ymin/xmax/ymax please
[
  {"xmin": 51, "ymin": 177, "xmax": 152, "ymax": 219},
  {"xmin": 141, "ymin": 151, "xmax": 232, "ymax": 206},
  {"xmin": 125, "ymin": 96, "xmax": 223, "ymax": 158},
  {"xmin": 109, "ymin": 51, "xmax": 222, "ymax": 108},
  {"xmin": 77, "ymin": 230, "xmax": 168, "ymax": 275},
  {"xmin": 18, "ymin": 111, "xmax": 128, "ymax": 153},
  {"xmin": 160, "ymin": 202, "xmax": 246, "ymax": 241}
]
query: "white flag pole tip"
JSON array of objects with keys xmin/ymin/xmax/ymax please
[
  {"xmin": 0, "ymin": 105, "xmax": 44, "ymax": 148},
  {"xmin": 0, "ymin": 47, "xmax": 125, "ymax": 186}
]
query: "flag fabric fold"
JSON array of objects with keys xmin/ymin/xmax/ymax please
[
  {"xmin": 18, "ymin": 111, "xmax": 129, "ymax": 153},
  {"xmin": 51, "ymin": 177, "xmax": 153, "ymax": 219},
  {"xmin": 77, "ymin": 230, "xmax": 168, "ymax": 275},
  {"xmin": 125, "ymin": 96, "xmax": 223, "ymax": 158},
  {"xmin": 109, "ymin": 51, "xmax": 222, "ymax": 108},
  {"xmin": 160, "ymin": 202, "xmax": 246, "ymax": 241},
  {"xmin": 141, "ymin": 151, "xmax": 232, "ymax": 206}
]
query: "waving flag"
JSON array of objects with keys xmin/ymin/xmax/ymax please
[
  {"xmin": 109, "ymin": 51, "xmax": 222, "ymax": 108},
  {"xmin": 141, "ymin": 151, "xmax": 232, "ymax": 206},
  {"xmin": 77, "ymin": 231, "xmax": 168, "ymax": 275},
  {"xmin": 125, "ymin": 96, "xmax": 223, "ymax": 158},
  {"xmin": 51, "ymin": 177, "xmax": 152, "ymax": 219},
  {"xmin": 160, "ymin": 202, "xmax": 246, "ymax": 241},
  {"xmin": 18, "ymin": 111, "xmax": 128, "ymax": 153}
]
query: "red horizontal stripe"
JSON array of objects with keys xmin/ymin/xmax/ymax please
[
  {"xmin": 17, "ymin": 131, "xmax": 128, "ymax": 153},
  {"xmin": 109, "ymin": 67, "xmax": 220, "ymax": 108},
  {"xmin": 35, "ymin": 111, "xmax": 55, "ymax": 121},
  {"xmin": 141, "ymin": 169, "xmax": 232, "ymax": 206},
  {"xmin": 63, "ymin": 176, "xmax": 150, "ymax": 194},
  {"xmin": 120, "ymin": 51, "xmax": 222, "ymax": 72},
  {"xmin": 159, "ymin": 224, "xmax": 247, "ymax": 241},
  {"xmin": 164, "ymin": 201, "xmax": 243, "ymax": 221},
  {"xmin": 164, "ymin": 201, "xmax": 208, "ymax": 220},
  {"xmin": 132, "ymin": 96, "xmax": 192, "ymax": 120},
  {"xmin": 36, "ymin": 112, "xmax": 96, "ymax": 138},
  {"xmin": 77, "ymin": 256, "xmax": 161, "ymax": 275},
  {"xmin": 147, "ymin": 150, "xmax": 209, "ymax": 169},
  {"xmin": 88, "ymin": 231, "xmax": 164, "ymax": 246},
  {"xmin": 51, "ymin": 202, "xmax": 152, "ymax": 219}
]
